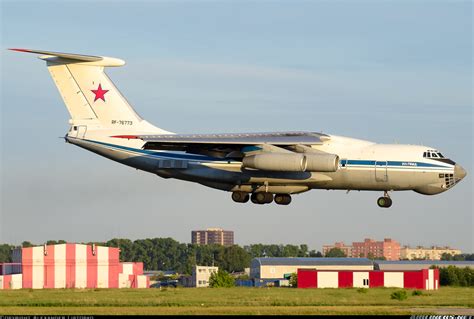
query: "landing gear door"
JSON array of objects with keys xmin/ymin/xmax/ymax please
[{"xmin": 375, "ymin": 161, "xmax": 388, "ymax": 182}]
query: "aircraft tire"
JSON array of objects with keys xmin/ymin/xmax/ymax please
[
  {"xmin": 251, "ymin": 193, "xmax": 263, "ymax": 204},
  {"xmin": 232, "ymin": 191, "xmax": 249, "ymax": 203},
  {"xmin": 252, "ymin": 192, "xmax": 271, "ymax": 204},
  {"xmin": 275, "ymin": 194, "xmax": 292, "ymax": 205},
  {"xmin": 263, "ymin": 193, "xmax": 274, "ymax": 204},
  {"xmin": 377, "ymin": 197, "xmax": 392, "ymax": 208}
]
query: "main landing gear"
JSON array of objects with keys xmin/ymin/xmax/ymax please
[
  {"xmin": 231, "ymin": 192, "xmax": 291, "ymax": 205},
  {"xmin": 377, "ymin": 191, "xmax": 392, "ymax": 208}
]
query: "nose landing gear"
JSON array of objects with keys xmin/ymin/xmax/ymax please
[{"xmin": 377, "ymin": 191, "xmax": 392, "ymax": 208}]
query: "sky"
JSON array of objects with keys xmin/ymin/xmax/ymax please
[{"xmin": 1, "ymin": 1, "xmax": 472, "ymax": 253}]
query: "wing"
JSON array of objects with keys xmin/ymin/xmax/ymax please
[{"xmin": 112, "ymin": 131, "xmax": 330, "ymax": 158}]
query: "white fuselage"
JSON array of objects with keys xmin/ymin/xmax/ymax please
[{"xmin": 65, "ymin": 129, "xmax": 460, "ymax": 197}]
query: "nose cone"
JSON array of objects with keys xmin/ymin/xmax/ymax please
[{"xmin": 454, "ymin": 164, "xmax": 467, "ymax": 181}]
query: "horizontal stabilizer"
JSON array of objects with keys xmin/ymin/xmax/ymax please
[{"xmin": 9, "ymin": 48, "xmax": 125, "ymax": 67}]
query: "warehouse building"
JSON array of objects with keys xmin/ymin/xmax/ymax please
[
  {"xmin": 297, "ymin": 268, "xmax": 439, "ymax": 290},
  {"xmin": 0, "ymin": 243, "xmax": 149, "ymax": 289},
  {"xmin": 250, "ymin": 257, "xmax": 373, "ymax": 280}
]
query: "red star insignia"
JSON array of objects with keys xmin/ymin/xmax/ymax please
[{"xmin": 91, "ymin": 84, "xmax": 109, "ymax": 102}]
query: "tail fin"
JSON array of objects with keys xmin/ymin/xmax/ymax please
[{"xmin": 10, "ymin": 48, "xmax": 170, "ymax": 133}]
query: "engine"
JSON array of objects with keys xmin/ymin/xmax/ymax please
[{"xmin": 242, "ymin": 153, "xmax": 339, "ymax": 172}]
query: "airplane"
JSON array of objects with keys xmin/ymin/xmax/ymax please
[{"xmin": 10, "ymin": 48, "xmax": 467, "ymax": 207}]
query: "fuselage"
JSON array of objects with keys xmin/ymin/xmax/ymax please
[{"xmin": 65, "ymin": 129, "xmax": 466, "ymax": 197}]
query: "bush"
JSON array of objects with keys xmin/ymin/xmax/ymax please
[
  {"xmin": 289, "ymin": 273, "xmax": 298, "ymax": 288},
  {"xmin": 412, "ymin": 290, "xmax": 423, "ymax": 296},
  {"xmin": 209, "ymin": 269, "xmax": 235, "ymax": 288},
  {"xmin": 391, "ymin": 290, "xmax": 408, "ymax": 301}
]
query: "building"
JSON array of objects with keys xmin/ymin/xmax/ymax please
[
  {"xmin": 0, "ymin": 243, "xmax": 149, "ymax": 290},
  {"xmin": 352, "ymin": 238, "xmax": 400, "ymax": 261},
  {"xmin": 375, "ymin": 260, "xmax": 474, "ymax": 271},
  {"xmin": 322, "ymin": 242, "xmax": 352, "ymax": 257},
  {"xmin": 250, "ymin": 257, "xmax": 374, "ymax": 280},
  {"xmin": 400, "ymin": 246, "xmax": 461, "ymax": 260},
  {"xmin": 191, "ymin": 228, "xmax": 234, "ymax": 246},
  {"xmin": 297, "ymin": 268, "xmax": 439, "ymax": 290},
  {"xmin": 192, "ymin": 265, "xmax": 218, "ymax": 287}
]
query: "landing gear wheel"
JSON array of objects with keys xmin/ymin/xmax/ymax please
[
  {"xmin": 377, "ymin": 196, "xmax": 392, "ymax": 208},
  {"xmin": 250, "ymin": 193, "xmax": 259, "ymax": 204},
  {"xmin": 231, "ymin": 191, "xmax": 249, "ymax": 203},
  {"xmin": 263, "ymin": 193, "xmax": 273, "ymax": 204},
  {"xmin": 274, "ymin": 194, "xmax": 292, "ymax": 205},
  {"xmin": 251, "ymin": 192, "xmax": 273, "ymax": 204}
]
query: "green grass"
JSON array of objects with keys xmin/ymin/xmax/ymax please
[{"xmin": 0, "ymin": 287, "xmax": 473, "ymax": 315}]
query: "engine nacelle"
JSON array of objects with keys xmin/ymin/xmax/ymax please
[
  {"xmin": 242, "ymin": 153, "xmax": 339, "ymax": 172},
  {"xmin": 304, "ymin": 153, "xmax": 339, "ymax": 172}
]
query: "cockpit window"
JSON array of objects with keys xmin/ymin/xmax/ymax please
[{"xmin": 423, "ymin": 150, "xmax": 448, "ymax": 160}]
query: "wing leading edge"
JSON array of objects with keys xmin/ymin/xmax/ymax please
[{"xmin": 112, "ymin": 131, "xmax": 330, "ymax": 159}]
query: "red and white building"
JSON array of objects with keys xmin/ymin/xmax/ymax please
[
  {"xmin": 297, "ymin": 268, "xmax": 439, "ymax": 290},
  {"xmin": 0, "ymin": 243, "xmax": 149, "ymax": 289}
]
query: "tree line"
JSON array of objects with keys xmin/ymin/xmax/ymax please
[
  {"xmin": 432, "ymin": 265, "xmax": 474, "ymax": 286},
  {"xmin": 441, "ymin": 253, "xmax": 474, "ymax": 261}
]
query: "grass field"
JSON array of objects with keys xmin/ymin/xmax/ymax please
[{"xmin": 0, "ymin": 287, "xmax": 473, "ymax": 315}]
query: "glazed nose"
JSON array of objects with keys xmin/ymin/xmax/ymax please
[{"xmin": 454, "ymin": 164, "xmax": 467, "ymax": 180}]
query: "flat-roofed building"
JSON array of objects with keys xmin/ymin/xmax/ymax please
[
  {"xmin": 250, "ymin": 257, "xmax": 374, "ymax": 280},
  {"xmin": 375, "ymin": 260, "xmax": 474, "ymax": 271},
  {"xmin": 192, "ymin": 228, "xmax": 234, "ymax": 246},
  {"xmin": 298, "ymin": 268, "xmax": 440, "ymax": 290},
  {"xmin": 352, "ymin": 238, "xmax": 400, "ymax": 261},
  {"xmin": 192, "ymin": 265, "xmax": 218, "ymax": 287},
  {"xmin": 322, "ymin": 242, "xmax": 352, "ymax": 257},
  {"xmin": 400, "ymin": 246, "xmax": 461, "ymax": 260},
  {"xmin": 0, "ymin": 243, "xmax": 148, "ymax": 290}
]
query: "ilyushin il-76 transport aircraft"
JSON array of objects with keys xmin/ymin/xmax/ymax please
[{"xmin": 11, "ymin": 49, "xmax": 467, "ymax": 207}]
